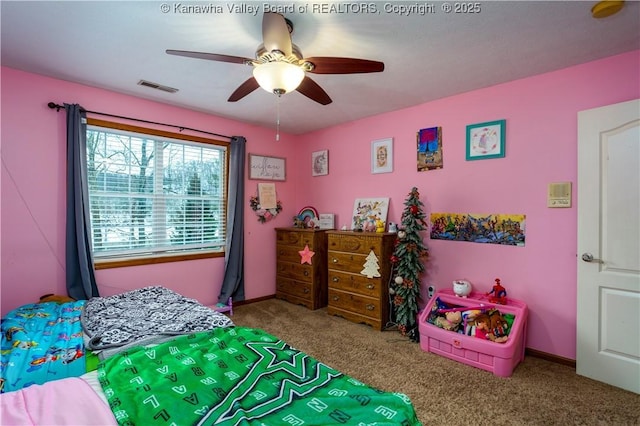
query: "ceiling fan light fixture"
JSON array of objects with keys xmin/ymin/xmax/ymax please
[
  {"xmin": 253, "ymin": 61, "xmax": 305, "ymax": 95},
  {"xmin": 591, "ymin": 1, "xmax": 624, "ymax": 18}
]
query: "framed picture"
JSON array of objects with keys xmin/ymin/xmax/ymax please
[
  {"xmin": 351, "ymin": 197, "xmax": 390, "ymax": 231},
  {"xmin": 417, "ymin": 126, "xmax": 443, "ymax": 171},
  {"xmin": 248, "ymin": 154, "xmax": 286, "ymax": 180},
  {"xmin": 312, "ymin": 150, "xmax": 329, "ymax": 176},
  {"xmin": 371, "ymin": 138, "xmax": 393, "ymax": 174},
  {"xmin": 466, "ymin": 119, "xmax": 506, "ymax": 160},
  {"xmin": 257, "ymin": 183, "xmax": 277, "ymax": 209}
]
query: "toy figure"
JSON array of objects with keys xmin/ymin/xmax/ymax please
[
  {"xmin": 487, "ymin": 278, "xmax": 507, "ymax": 304},
  {"xmin": 453, "ymin": 280, "xmax": 472, "ymax": 298},
  {"xmin": 487, "ymin": 309, "xmax": 509, "ymax": 340},
  {"xmin": 434, "ymin": 311, "xmax": 462, "ymax": 332},
  {"xmin": 474, "ymin": 313, "xmax": 508, "ymax": 343}
]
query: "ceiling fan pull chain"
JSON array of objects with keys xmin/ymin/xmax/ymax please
[{"xmin": 276, "ymin": 94, "xmax": 281, "ymax": 141}]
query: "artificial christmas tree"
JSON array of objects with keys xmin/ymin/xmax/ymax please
[{"xmin": 390, "ymin": 187, "xmax": 429, "ymax": 340}]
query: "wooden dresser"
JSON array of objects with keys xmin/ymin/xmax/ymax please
[
  {"xmin": 326, "ymin": 231, "xmax": 395, "ymax": 330},
  {"xmin": 275, "ymin": 228, "xmax": 328, "ymax": 310}
]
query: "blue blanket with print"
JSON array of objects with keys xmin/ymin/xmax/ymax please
[{"xmin": 1, "ymin": 301, "xmax": 86, "ymax": 393}]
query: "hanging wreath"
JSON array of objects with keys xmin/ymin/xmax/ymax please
[{"xmin": 249, "ymin": 195, "xmax": 282, "ymax": 223}]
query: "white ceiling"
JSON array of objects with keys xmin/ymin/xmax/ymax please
[{"xmin": 2, "ymin": 1, "xmax": 638, "ymax": 134}]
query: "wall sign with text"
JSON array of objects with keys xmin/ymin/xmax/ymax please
[{"xmin": 248, "ymin": 154, "xmax": 286, "ymax": 181}]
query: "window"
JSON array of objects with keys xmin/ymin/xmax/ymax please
[{"xmin": 85, "ymin": 119, "xmax": 229, "ymax": 267}]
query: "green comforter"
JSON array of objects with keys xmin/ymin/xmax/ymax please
[{"xmin": 99, "ymin": 326, "xmax": 421, "ymax": 426}]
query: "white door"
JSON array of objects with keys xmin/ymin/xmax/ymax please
[{"xmin": 577, "ymin": 98, "xmax": 640, "ymax": 394}]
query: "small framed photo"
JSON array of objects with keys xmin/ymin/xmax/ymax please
[
  {"xmin": 312, "ymin": 150, "xmax": 329, "ymax": 176},
  {"xmin": 466, "ymin": 119, "xmax": 506, "ymax": 161},
  {"xmin": 371, "ymin": 138, "xmax": 393, "ymax": 174}
]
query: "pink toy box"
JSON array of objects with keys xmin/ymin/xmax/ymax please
[{"xmin": 419, "ymin": 289, "xmax": 528, "ymax": 377}]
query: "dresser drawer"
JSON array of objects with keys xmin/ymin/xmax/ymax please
[
  {"xmin": 276, "ymin": 244, "xmax": 312, "ymax": 264},
  {"xmin": 328, "ymin": 233, "xmax": 385, "ymax": 256},
  {"xmin": 328, "ymin": 288, "xmax": 381, "ymax": 319},
  {"xmin": 328, "ymin": 270, "xmax": 381, "ymax": 298},
  {"xmin": 276, "ymin": 277, "xmax": 312, "ymax": 300},
  {"xmin": 276, "ymin": 261, "xmax": 313, "ymax": 282},
  {"xmin": 328, "ymin": 251, "xmax": 367, "ymax": 274},
  {"xmin": 276, "ymin": 230, "xmax": 316, "ymax": 248}
]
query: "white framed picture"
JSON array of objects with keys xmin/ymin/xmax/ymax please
[
  {"xmin": 351, "ymin": 197, "xmax": 390, "ymax": 231},
  {"xmin": 312, "ymin": 150, "xmax": 329, "ymax": 176},
  {"xmin": 371, "ymin": 138, "xmax": 393, "ymax": 174}
]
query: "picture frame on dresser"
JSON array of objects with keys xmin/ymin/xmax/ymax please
[{"xmin": 351, "ymin": 198, "xmax": 389, "ymax": 231}]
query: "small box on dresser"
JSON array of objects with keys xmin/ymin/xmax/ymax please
[
  {"xmin": 419, "ymin": 289, "xmax": 528, "ymax": 377},
  {"xmin": 326, "ymin": 231, "xmax": 395, "ymax": 330},
  {"xmin": 275, "ymin": 228, "xmax": 328, "ymax": 310}
]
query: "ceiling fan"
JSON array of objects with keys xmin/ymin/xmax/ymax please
[{"xmin": 166, "ymin": 12, "xmax": 384, "ymax": 105}]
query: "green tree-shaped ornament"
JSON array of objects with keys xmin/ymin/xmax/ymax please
[{"xmin": 390, "ymin": 187, "xmax": 429, "ymax": 339}]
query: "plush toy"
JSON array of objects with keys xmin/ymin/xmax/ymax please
[
  {"xmin": 487, "ymin": 309, "xmax": 509, "ymax": 340},
  {"xmin": 434, "ymin": 311, "xmax": 462, "ymax": 331},
  {"xmin": 453, "ymin": 280, "xmax": 472, "ymax": 298},
  {"xmin": 38, "ymin": 294, "xmax": 76, "ymax": 304},
  {"xmin": 474, "ymin": 312, "xmax": 508, "ymax": 343}
]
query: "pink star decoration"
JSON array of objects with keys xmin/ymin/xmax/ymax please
[{"xmin": 298, "ymin": 245, "xmax": 315, "ymax": 265}]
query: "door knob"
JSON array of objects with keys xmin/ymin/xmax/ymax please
[{"xmin": 581, "ymin": 253, "xmax": 603, "ymax": 263}]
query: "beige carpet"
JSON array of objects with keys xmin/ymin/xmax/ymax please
[{"xmin": 230, "ymin": 298, "xmax": 640, "ymax": 426}]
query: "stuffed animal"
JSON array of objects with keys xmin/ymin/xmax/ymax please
[
  {"xmin": 453, "ymin": 280, "xmax": 472, "ymax": 298},
  {"xmin": 38, "ymin": 294, "xmax": 76, "ymax": 304},
  {"xmin": 435, "ymin": 311, "xmax": 462, "ymax": 331},
  {"xmin": 487, "ymin": 309, "xmax": 509, "ymax": 340},
  {"xmin": 474, "ymin": 312, "xmax": 508, "ymax": 343}
]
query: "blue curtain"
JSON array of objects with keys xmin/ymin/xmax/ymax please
[
  {"xmin": 65, "ymin": 104, "xmax": 99, "ymax": 300},
  {"xmin": 219, "ymin": 136, "xmax": 246, "ymax": 303}
]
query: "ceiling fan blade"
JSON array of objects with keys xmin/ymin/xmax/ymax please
[
  {"xmin": 304, "ymin": 57, "xmax": 385, "ymax": 74},
  {"xmin": 228, "ymin": 77, "xmax": 260, "ymax": 102},
  {"xmin": 262, "ymin": 12, "xmax": 292, "ymax": 56},
  {"xmin": 296, "ymin": 76, "xmax": 332, "ymax": 105},
  {"xmin": 166, "ymin": 49, "xmax": 251, "ymax": 65}
]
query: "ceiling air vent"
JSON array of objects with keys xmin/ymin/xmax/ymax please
[{"xmin": 137, "ymin": 79, "xmax": 179, "ymax": 93}]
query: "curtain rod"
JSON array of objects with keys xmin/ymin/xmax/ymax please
[{"xmin": 47, "ymin": 102, "xmax": 233, "ymax": 140}]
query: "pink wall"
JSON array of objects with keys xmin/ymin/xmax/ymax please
[
  {"xmin": 293, "ymin": 51, "xmax": 640, "ymax": 359},
  {"xmin": 1, "ymin": 67, "xmax": 298, "ymax": 313},
  {"xmin": 1, "ymin": 50, "xmax": 638, "ymax": 359}
]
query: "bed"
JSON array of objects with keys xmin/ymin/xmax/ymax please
[{"xmin": 1, "ymin": 286, "xmax": 421, "ymax": 425}]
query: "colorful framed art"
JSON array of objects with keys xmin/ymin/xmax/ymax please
[
  {"xmin": 466, "ymin": 119, "xmax": 506, "ymax": 160},
  {"xmin": 417, "ymin": 126, "xmax": 443, "ymax": 171},
  {"xmin": 351, "ymin": 198, "xmax": 389, "ymax": 231}
]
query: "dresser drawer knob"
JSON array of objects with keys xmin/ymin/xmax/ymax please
[
  {"xmin": 332, "ymin": 277, "xmax": 339, "ymax": 282},
  {"xmin": 303, "ymin": 288, "xmax": 310, "ymax": 294},
  {"xmin": 332, "ymin": 296, "xmax": 339, "ymax": 301},
  {"xmin": 366, "ymin": 284, "xmax": 374, "ymax": 290},
  {"xmin": 366, "ymin": 304, "xmax": 375, "ymax": 311},
  {"xmin": 332, "ymin": 258, "xmax": 338, "ymax": 263},
  {"xmin": 303, "ymin": 270, "xmax": 309, "ymax": 277}
]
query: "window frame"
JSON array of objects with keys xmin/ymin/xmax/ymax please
[{"xmin": 86, "ymin": 118, "xmax": 230, "ymax": 269}]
